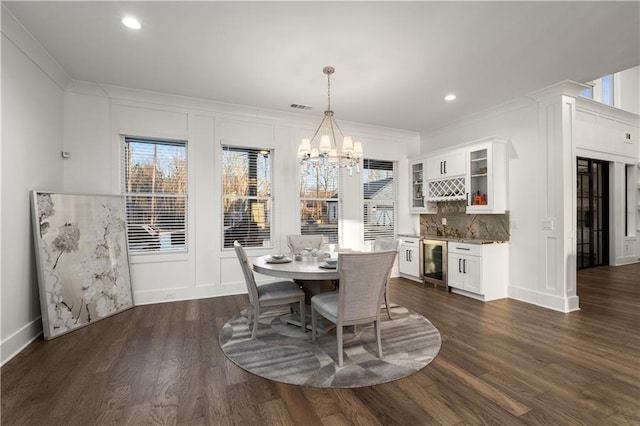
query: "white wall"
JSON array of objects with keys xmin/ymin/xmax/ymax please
[
  {"xmin": 617, "ymin": 66, "xmax": 640, "ymax": 115},
  {"xmin": 1, "ymin": 34, "xmax": 65, "ymax": 363}
]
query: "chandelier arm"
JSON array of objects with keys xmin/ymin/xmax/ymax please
[
  {"xmin": 332, "ymin": 117, "xmax": 345, "ymax": 138},
  {"xmin": 328, "ymin": 116, "xmax": 339, "ymax": 151},
  {"xmin": 309, "ymin": 116, "xmax": 328, "ymax": 147}
]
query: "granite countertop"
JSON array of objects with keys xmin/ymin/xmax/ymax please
[
  {"xmin": 398, "ymin": 233, "xmax": 508, "ymax": 244},
  {"xmin": 421, "ymin": 235, "xmax": 507, "ymax": 245}
]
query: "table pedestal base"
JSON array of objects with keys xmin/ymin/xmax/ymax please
[{"xmin": 281, "ymin": 311, "xmax": 335, "ymax": 335}]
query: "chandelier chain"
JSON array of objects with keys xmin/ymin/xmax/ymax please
[{"xmin": 327, "ymin": 70, "xmax": 331, "ymax": 111}]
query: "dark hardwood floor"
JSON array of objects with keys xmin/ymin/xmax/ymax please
[{"xmin": 2, "ymin": 263, "xmax": 639, "ymax": 425}]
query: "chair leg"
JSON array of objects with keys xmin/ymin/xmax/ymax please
[
  {"xmin": 311, "ymin": 305, "xmax": 317, "ymax": 342},
  {"xmin": 299, "ymin": 298, "xmax": 306, "ymax": 332},
  {"xmin": 385, "ymin": 286, "xmax": 393, "ymax": 320},
  {"xmin": 337, "ymin": 325, "xmax": 344, "ymax": 366},
  {"xmin": 251, "ymin": 305, "xmax": 260, "ymax": 339},
  {"xmin": 375, "ymin": 319, "xmax": 383, "ymax": 358},
  {"xmin": 246, "ymin": 305, "xmax": 254, "ymax": 328}
]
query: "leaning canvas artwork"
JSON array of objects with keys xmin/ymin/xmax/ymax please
[{"xmin": 31, "ymin": 191, "xmax": 134, "ymax": 339}]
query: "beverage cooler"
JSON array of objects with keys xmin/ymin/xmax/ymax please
[{"xmin": 422, "ymin": 239, "xmax": 448, "ymax": 288}]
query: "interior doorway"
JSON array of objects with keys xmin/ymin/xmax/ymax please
[{"xmin": 577, "ymin": 158, "xmax": 609, "ymax": 269}]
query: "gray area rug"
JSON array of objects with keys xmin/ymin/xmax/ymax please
[{"xmin": 219, "ymin": 305, "xmax": 441, "ymax": 388}]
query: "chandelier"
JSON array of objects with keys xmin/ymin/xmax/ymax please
[{"xmin": 297, "ymin": 66, "xmax": 363, "ymax": 174}]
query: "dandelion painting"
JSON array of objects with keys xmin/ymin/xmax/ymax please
[{"xmin": 31, "ymin": 191, "xmax": 134, "ymax": 339}]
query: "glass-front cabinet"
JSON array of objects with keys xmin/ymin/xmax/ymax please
[
  {"xmin": 466, "ymin": 139, "xmax": 506, "ymax": 214},
  {"xmin": 409, "ymin": 159, "xmax": 426, "ymax": 213},
  {"xmin": 468, "ymin": 147, "xmax": 489, "ymax": 207}
]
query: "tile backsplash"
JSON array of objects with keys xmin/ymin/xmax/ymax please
[{"xmin": 420, "ymin": 201, "xmax": 510, "ymax": 241}]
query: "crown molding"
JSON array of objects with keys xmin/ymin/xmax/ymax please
[{"xmin": 1, "ymin": 5, "xmax": 72, "ymax": 90}]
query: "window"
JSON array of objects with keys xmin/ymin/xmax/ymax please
[
  {"xmin": 580, "ymin": 74, "xmax": 614, "ymax": 106},
  {"xmin": 122, "ymin": 137, "xmax": 187, "ymax": 253},
  {"xmin": 601, "ymin": 74, "xmax": 614, "ymax": 106},
  {"xmin": 222, "ymin": 146, "xmax": 272, "ymax": 249},
  {"xmin": 580, "ymin": 86, "xmax": 593, "ymax": 99},
  {"xmin": 299, "ymin": 167, "xmax": 340, "ymax": 244},
  {"xmin": 363, "ymin": 159, "xmax": 396, "ymax": 241}
]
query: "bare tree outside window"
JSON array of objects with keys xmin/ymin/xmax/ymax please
[
  {"xmin": 123, "ymin": 137, "xmax": 187, "ymax": 253},
  {"xmin": 299, "ymin": 167, "xmax": 339, "ymax": 244},
  {"xmin": 222, "ymin": 146, "xmax": 272, "ymax": 249}
]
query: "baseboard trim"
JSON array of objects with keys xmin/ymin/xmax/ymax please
[
  {"xmin": 1, "ymin": 317, "xmax": 43, "ymax": 366},
  {"xmin": 508, "ymin": 285, "xmax": 580, "ymax": 313}
]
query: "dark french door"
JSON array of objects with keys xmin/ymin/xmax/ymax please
[{"xmin": 576, "ymin": 158, "xmax": 609, "ymax": 269}]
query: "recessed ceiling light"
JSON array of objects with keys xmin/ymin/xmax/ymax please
[
  {"xmin": 122, "ymin": 16, "xmax": 141, "ymax": 30},
  {"xmin": 445, "ymin": 94, "xmax": 456, "ymax": 101}
]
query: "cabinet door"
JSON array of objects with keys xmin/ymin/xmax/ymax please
[
  {"xmin": 399, "ymin": 246, "xmax": 420, "ymax": 278},
  {"xmin": 426, "ymin": 156, "xmax": 444, "ymax": 180},
  {"xmin": 448, "ymin": 252, "xmax": 482, "ymax": 293},
  {"xmin": 426, "ymin": 150, "xmax": 465, "ymax": 180},
  {"xmin": 447, "ymin": 253, "xmax": 465, "ymax": 289},
  {"xmin": 409, "ymin": 160, "xmax": 425, "ymax": 211},
  {"xmin": 443, "ymin": 150, "xmax": 465, "ymax": 176},
  {"xmin": 461, "ymin": 255, "xmax": 482, "ymax": 293},
  {"xmin": 466, "ymin": 141, "xmax": 506, "ymax": 214}
]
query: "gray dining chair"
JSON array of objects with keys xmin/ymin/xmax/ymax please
[
  {"xmin": 310, "ymin": 250, "xmax": 397, "ymax": 366},
  {"xmin": 287, "ymin": 234, "xmax": 324, "ymax": 254},
  {"xmin": 233, "ymin": 241, "xmax": 306, "ymax": 338},
  {"xmin": 373, "ymin": 238, "xmax": 401, "ymax": 319}
]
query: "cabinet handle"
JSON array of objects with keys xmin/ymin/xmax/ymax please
[
  {"xmin": 443, "ymin": 160, "xmax": 447, "ymax": 174},
  {"xmin": 463, "ymin": 259, "xmax": 467, "ymax": 274},
  {"xmin": 409, "ymin": 250, "xmax": 412, "ymax": 262},
  {"xmin": 466, "ymin": 192, "xmax": 470, "ymax": 206},
  {"xmin": 458, "ymin": 258, "xmax": 462, "ymax": 273},
  {"xmin": 455, "ymin": 247, "xmax": 471, "ymax": 251},
  {"xmin": 440, "ymin": 161, "xmax": 443, "ymax": 175}
]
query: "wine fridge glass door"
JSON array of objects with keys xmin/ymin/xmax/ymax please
[{"xmin": 423, "ymin": 240, "xmax": 448, "ymax": 288}]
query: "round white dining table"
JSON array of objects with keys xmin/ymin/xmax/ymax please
[{"xmin": 252, "ymin": 255, "xmax": 340, "ymax": 281}]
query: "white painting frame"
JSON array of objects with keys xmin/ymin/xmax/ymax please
[{"xmin": 31, "ymin": 191, "xmax": 134, "ymax": 340}]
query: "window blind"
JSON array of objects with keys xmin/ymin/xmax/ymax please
[
  {"xmin": 363, "ymin": 159, "xmax": 396, "ymax": 241},
  {"xmin": 299, "ymin": 167, "xmax": 340, "ymax": 244},
  {"xmin": 222, "ymin": 146, "xmax": 273, "ymax": 249},
  {"xmin": 122, "ymin": 137, "xmax": 187, "ymax": 253}
]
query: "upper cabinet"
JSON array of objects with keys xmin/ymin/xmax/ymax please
[
  {"xmin": 424, "ymin": 149, "xmax": 466, "ymax": 203},
  {"xmin": 425, "ymin": 149, "xmax": 465, "ymax": 180},
  {"xmin": 409, "ymin": 159, "xmax": 426, "ymax": 212},
  {"xmin": 466, "ymin": 139, "xmax": 507, "ymax": 214},
  {"xmin": 409, "ymin": 137, "xmax": 508, "ymax": 214}
]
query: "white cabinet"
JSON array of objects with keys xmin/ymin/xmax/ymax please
[
  {"xmin": 409, "ymin": 137, "xmax": 508, "ymax": 212},
  {"xmin": 426, "ymin": 149, "xmax": 465, "ymax": 180},
  {"xmin": 447, "ymin": 242, "xmax": 508, "ymax": 301},
  {"xmin": 466, "ymin": 139, "xmax": 507, "ymax": 214},
  {"xmin": 409, "ymin": 159, "xmax": 436, "ymax": 213},
  {"xmin": 409, "ymin": 159, "xmax": 426, "ymax": 212},
  {"xmin": 424, "ymin": 149, "xmax": 466, "ymax": 203},
  {"xmin": 399, "ymin": 236, "xmax": 422, "ymax": 282}
]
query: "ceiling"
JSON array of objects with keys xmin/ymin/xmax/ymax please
[{"xmin": 4, "ymin": 1, "xmax": 639, "ymax": 135}]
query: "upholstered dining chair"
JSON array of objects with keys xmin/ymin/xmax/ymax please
[
  {"xmin": 311, "ymin": 250, "xmax": 397, "ymax": 366},
  {"xmin": 373, "ymin": 238, "xmax": 402, "ymax": 320},
  {"xmin": 287, "ymin": 234, "xmax": 324, "ymax": 254},
  {"xmin": 233, "ymin": 241, "xmax": 306, "ymax": 338}
]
